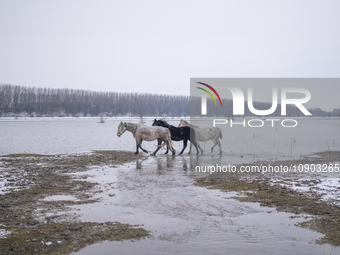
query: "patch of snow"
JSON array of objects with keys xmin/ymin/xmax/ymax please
[
  {"xmin": 275, "ymin": 178, "xmax": 340, "ymax": 204},
  {"xmin": 0, "ymin": 166, "xmax": 9, "ymax": 195},
  {"xmin": 0, "ymin": 225, "xmax": 10, "ymax": 239},
  {"xmin": 42, "ymin": 195, "xmax": 78, "ymax": 202},
  {"xmin": 0, "ymin": 166, "xmax": 30, "ymax": 194}
]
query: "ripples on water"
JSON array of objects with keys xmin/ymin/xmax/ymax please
[{"xmin": 73, "ymin": 157, "xmax": 337, "ymax": 255}]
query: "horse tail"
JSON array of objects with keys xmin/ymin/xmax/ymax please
[
  {"xmin": 157, "ymin": 143, "xmax": 167, "ymax": 148},
  {"xmin": 219, "ymin": 128, "xmax": 223, "ymax": 139},
  {"xmin": 168, "ymin": 132, "xmax": 176, "ymax": 154}
]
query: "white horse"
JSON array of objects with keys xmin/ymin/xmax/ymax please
[
  {"xmin": 117, "ymin": 122, "xmax": 176, "ymax": 155},
  {"xmin": 178, "ymin": 119, "xmax": 223, "ymax": 154}
]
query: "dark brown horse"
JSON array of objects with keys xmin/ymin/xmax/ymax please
[{"xmin": 152, "ymin": 119, "xmax": 199, "ymax": 155}]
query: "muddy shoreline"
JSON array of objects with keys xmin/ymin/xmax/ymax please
[
  {"xmin": 195, "ymin": 151, "xmax": 340, "ymax": 246},
  {"xmin": 1, "ymin": 150, "xmax": 340, "ymax": 254},
  {"xmin": 0, "ymin": 151, "xmax": 149, "ymax": 255}
]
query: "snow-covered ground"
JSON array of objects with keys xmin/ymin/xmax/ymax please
[
  {"xmin": 0, "ymin": 225, "xmax": 10, "ymax": 239},
  {"xmin": 275, "ymin": 177, "xmax": 340, "ymax": 204},
  {"xmin": 0, "ymin": 162, "xmax": 9, "ymax": 195},
  {"xmin": 0, "ymin": 161, "xmax": 32, "ymax": 195}
]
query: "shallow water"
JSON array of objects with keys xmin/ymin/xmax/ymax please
[
  {"xmin": 1, "ymin": 117, "xmax": 340, "ymax": 254},
  {"xmin": 73, "ymin": 157, "xmax": 339, "ymax": 255},
  {"xmin": 1, "ymin": 117, "xmax": 339, "ymax": 159}
]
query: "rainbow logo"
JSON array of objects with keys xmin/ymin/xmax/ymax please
[{"xmin": 196, "ymin": 82, "xmax": 223, "ymax": 106}]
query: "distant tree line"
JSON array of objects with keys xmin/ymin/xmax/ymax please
[
  {"xmin": 0, "ymin": 84, "xmax": 189, "ymax": 117},
  {"xmin": 0, "ymin": 84, "xmax": 339, "ymax": 117}
]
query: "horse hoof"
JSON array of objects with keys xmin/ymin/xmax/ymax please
[
  {"xmin": 151, "ymin": 153, "xmax": 155, "ymax": 156},
  {"xmin": 134, "ymin": 152, "xmax": 138, "ymax": 155}
]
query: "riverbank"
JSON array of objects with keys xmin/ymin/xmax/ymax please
[
  {"xmin": 195, "ymin": 151, "xmax": 340, "ymax": 246},
  {"xmin": 0, "ymin": 151, "xmax": 149, "ymax": 254}
]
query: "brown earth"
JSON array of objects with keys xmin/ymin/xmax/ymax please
[
  {"xmin": 1, "ymin": 150, "xmax": 339, "ymax": 253},
  {"xmin": 0, "ymin": 151, "xmax": 149, "ymax": 255},
  {"xmin": 195, "ymin": 151, "xmax": 340, "ymax": 246}
]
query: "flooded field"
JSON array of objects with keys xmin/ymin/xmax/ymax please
[
  {"xmin": 1, "ymin": 117, "xmax": 339, "ymax": 158},
  {"xmin": 1, "ymin": 117, "xmax": 340, "ymax": 254},
  {"xmin": 73, "ymin": 157, "xmax": 338, "ymax": 255}
]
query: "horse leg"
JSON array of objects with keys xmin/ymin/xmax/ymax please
[
  {"xmin": 134, "ymin": 140, "xmax": 139, "ymax": 154},
  {"xmin": 180, "ymin": 139, "xmax": 188, "ymax": 155},
  {"xmin": 170, "ymin": 141, "xmax": 176, "ymax": 155},
  {"xmin": 188, "ymin": 142, "xmax": 192, "ymax": 154},
  {"xmin": 211, "ymin": 139, "xmax": 218, "ymax": 153},
  {"xmin": 197, "ymin": 141, "xmax": 204, "ymax": 154},
  {"xmin": 164, "ymin": 139, "xmax": 169, "ymax": 155},
  {"xmin": 217, "ymin": 139, "xmax": 222, "ymax": 154},
  {"xmin": 190, "ymin": 140, "xmax": 199, "ymax": 155},
  {"xmin": 152, "ymin": 138, "xmax": 162, "ymax": 156},
  {"xmin": 138, "ymin": 139, "xmax": 148, "ymax": 154}
]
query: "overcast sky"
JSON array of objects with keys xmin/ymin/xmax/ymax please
[{"xmin": 0, "ymin": 0, "xmax": 339, "ymax": 110}]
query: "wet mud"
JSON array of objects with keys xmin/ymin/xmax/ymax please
[
  {"xmin": 0, "ymin": 151, "xmax": 149, "ymax": 255},
  {"xmin": 1, "ymin": 150, "xmax": 340, "ymax": 254},
  {"xmin": 195, "ymin": 151, "xmax": 340, "ymax": 246}
]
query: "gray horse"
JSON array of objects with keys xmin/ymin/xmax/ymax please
[
  {"xmin": 178, "ymin": 119, "xmax": 223, "ymax": 154},
  {"xmin": 117, "ymin": 122, "xmax": 176, "ymax": 155}
]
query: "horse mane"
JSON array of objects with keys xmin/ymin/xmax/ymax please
[
  {"xmin": 188, "ymin": 123, "xmax": 200, "ymax": 128},
  {"xmin": 125, "ymin": 122, "xmax": 138, "ymax": 133},
  {"xmin": 181, "ymin": 119, "xmax": 199, "ymax": 128},
  {"xmin": 159, "ymin": 119, "xmax": 170, "ymax": 125}
]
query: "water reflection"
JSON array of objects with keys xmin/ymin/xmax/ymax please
[
  {"xmin": 136, "ymin": 155, "xmax": 186, "ymax": 171},
  {"xmin": 136, "ymin": 157, "xmax": 148, "ymax": 170},
  {"xmin": 135, "ymin": 153, "xmax": 230, "ymax": 174}
]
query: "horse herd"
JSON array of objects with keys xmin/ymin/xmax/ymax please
[{"xmin": 117, "ymin": 119, "xmax": 223, "ymax": 156}]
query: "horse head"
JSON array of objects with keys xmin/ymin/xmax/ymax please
[
  {"xmin": 152, "ymin": 119, "xmax": 159, "ymax": 126},
  {"xmin": 153, "ymin": 119, "xmax": 168, "ymax": 128},
  {"xmin": 178, "ymin": 119, "xmax": 186, "ymax": 127},
  {"xmin": 117, "ymin": 122, "xmax": 127, "ymax": 137}
]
